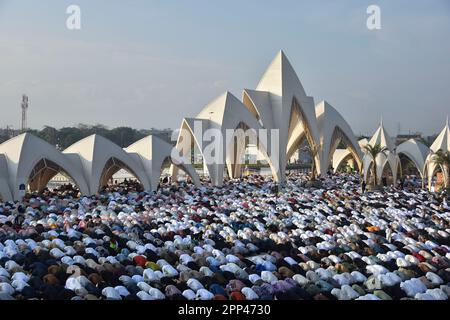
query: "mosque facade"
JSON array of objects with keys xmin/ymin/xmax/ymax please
[{"xmin": 0, "ymin": 51, "xmax": 448, "ymax": 201}]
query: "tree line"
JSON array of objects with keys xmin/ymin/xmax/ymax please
[{"xmin": 0, "ymin": 124, "xmax": 173, "ymax": 150}]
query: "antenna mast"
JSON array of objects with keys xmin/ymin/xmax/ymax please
[{"xmin": 21, "ymin": 94, "xmax": 29, "ymax": 132}]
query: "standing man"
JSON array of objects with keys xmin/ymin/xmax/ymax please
[{"xmin": 386, "ymin": 225, "xmax": 393, "ymax": 243}]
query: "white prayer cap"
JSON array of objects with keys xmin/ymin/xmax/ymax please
[
  {"xmin": 260, "ymin": 271, "xmax": 278, "ymax": 284},
  {"xmin": 187, "ymin": 278, "xmax": 204, "ymax": 292},
  {"xmin": 182, "ymin": 289, "xmax": 196, "ymax": 300},
  {"xmin": 196, "ymin": 289, "xmax": 214, "ymax": 300},
  {"xmin": 115, "ymin": 286, "xmax": 130, "ymax": 297},
  {"xmin": 242, "ymin": 287, "xmax": 259, "ymax": 300}
]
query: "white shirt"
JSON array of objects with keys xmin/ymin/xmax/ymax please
[
  {"xmin": 187, "ymin": 278, "xmax": 204, "ymax": 291},
  {"xmin": 182, "ymin": 289, "xmax": 196, "ymax": 300},
  {"xmin": 196, "ymin": 289, "xmax": 214, "ymax": 300},
  {"xmin": 102, "ymin": 287, "xmax": 122, "ymax": 300}
]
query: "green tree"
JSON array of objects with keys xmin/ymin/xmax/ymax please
[
  {"xmin": 39, "ymin": 126, "xmax": 58, "ymax": 146},
  {"xmin": 363, "ymin": 144, "xmax": 387, "ymax": 186}
]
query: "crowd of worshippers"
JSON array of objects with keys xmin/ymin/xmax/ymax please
[{"xmin": 0, "ymin": 173, "xmax": 449, "ymax": 300}]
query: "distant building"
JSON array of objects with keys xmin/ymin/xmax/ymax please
[
  {"xmin": 396, "ymin": 133, "xmax": 422, "ymax": 145},
  {"xmin": 423, "ymin": 134, "xmax": 438, "ymax": 146}
]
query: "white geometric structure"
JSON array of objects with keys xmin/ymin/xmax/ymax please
[
  {"xmin": 0, "ymin": 132, "xmax": 206, "ymax": 200},
  {"xmin": 315, "ymin": 100, "xmax": 363, "ymax": 173},
  {"xmin": 0, "ymin": 51, "xmax": 376, "ymax": 196},
  {"xmin": 362, "ymin": 121, "xmax": 400, "ymax": 186},
  {"xmin": 396, "ymin": 139, "xmax": 429, "ymax": 179},
  {"xmin": 1, "ymin": 50, "xmax": 448, "ymax": 199},
  {"xmin": 172, "ymin": 52, "xmax": 366, "ymax": 186},
  {"xmin": 0, "ymin": 133, "xmax": 89, "ymax": 200},
  {"xmin": 242, "ymin": 51, "xmax": 321, "ymax": 182},
  {"xmin": 0, "ymin": 154, "xmax": 13, "ymax": 201},
  {"xmin": 424, "ymin": 119, "xmax": 450, "ymax": 189},
  {"xmin": 359, "ymin": 138, "xmax": 369, "ymax": 150},
  {"xmin": 64, "ymin": 134, "xmax": 150, "ymax": 194},
  {"xmin": 126, "ymin": 135, "xmax": 201, "ymax": 191},
  {"xmin": 332, "ymin": 139, "xmax": 368, "ymax": 173},
  {"xmin": 173, "ymin": 91, "xmax": 274, "ymax": 186}
]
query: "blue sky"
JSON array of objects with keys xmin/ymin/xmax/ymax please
[{"xmin": 0, "ymin": 0, "xmax": 449, "ymax": 136}]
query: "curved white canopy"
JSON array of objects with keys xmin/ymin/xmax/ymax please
[
  {"xmin": 363, "ymin": 151, "xmax": 399, "ymax": 185},
  {"xmin": 368, "ymin": 120, "xmax": 395, "ymax": 152},
  {"xmin": 242, "ymin": 51, "xmax": 321, "ymax": 181},
  {"xmin": 174, "ymin": 91, "xmax": 276, "ymax": 186},
  {"xmin": 2, "ymin": 51, "xmax": 448, "ymax": 197},
  {"xmin": 333, "ymin": 139, "xmax": 374, "ymax": 173},
  {"xmin": 126, "ymin": 135, "xmax": 201, "ymax": 191},
  {"xmin": 429, "ymin": 119, "xmax": 450, "ymax": 153},
  {"xmin": 362, "ymin": 123, "xmax": 399, "ymax": 185},
  {"xmin": 64, "ymin": 134, "xmax": 150, "ymax": 194},
  {"xmin": 316, "ymin": 100, "xmax": 363, "ymax": 172},
  {"xmin": 424, "ymin": 120, "xmax": 450, "ymax": 189},
  {"xmin": 332, "ymin": 149, "xmax": 355, "ymax": 172},
  {"xmin": 0, "ymin": 154, "xmax": 13, "ymax": 201},
  {"xmin": 0, "ymin": 133, "xmax": 89, "ymax": 200},
  {"xmin": 396, "ymin": 139, "xmax": 429, "ymax": 178}
]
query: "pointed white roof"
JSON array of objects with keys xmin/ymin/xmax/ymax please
[
  {"xmin": 0, "ymin": 154, "xmax": 13, "ymax": 201},
  {"xmin": 196, "ymin": 91, "xmax": 262, "ymax": 131},
  {"xmin": 176, "ymin": 91, "xmax": 270, "ymax": 186},
  {"xmin": 0, "ymin": 133, "xmax": 84, "ymax": 174},
  {"xmin": 316, "ymin": 100, "xmax": 363, "ymax": 169},
  {"xmin": 369, "ymin": 120, "xmax": 395, "ymax": 151},
  {"xmin": 242, "ymin": 89, "xmax": 274, "ymax": 129},
  {"xmin": 196, "ymin": 92, "xmax": 229, "ymax": 125},
  {"xmin": 249, "ymin": 51, "xmax": 318, "ymax": 136},
  {"xmin": 363, "ymin": 121, "xmax": 400, "ymax": 184},
  {"xmin": 126, "ymin": 135, "xmax": 200, "ymax": 190},
  {"xmin": 316, "ymin": 100, "xmax": 359, "ymax": 143},
  {"xmin": 429, "ymin": 119, "xmax": 450, "ymax": 153},
  {"xmin": 0, "ymin": 133, "xmax": 89, "ymax": 199},
  {"xmin": 242, "ymin": 51, "xmax": 321, "ymax": 179},
  {"xmin": 0, "ymin": 133, "xmax": 41, "ymax": 164},
  {"xmin": 256, "ymin": 50, "xmax": 307, "ymax": 97},
  {"xmin": 183, "ymin": 117, "xmax": 211, "ymax": 132},
  {"xmin": 64, "ymin": 134, "xmax": 150, "ymax": 193},
  {"xmin": 126, "ymin": 135, "xmax": 171, "ymax": 161}
]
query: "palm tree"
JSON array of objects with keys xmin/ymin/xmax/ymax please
[
  {"xmin": 363, "ymin": 144, "xmax": 387, "ymax": 186},
  {"xmin": 431, "ymin": 150, "xmax": 450, "ymax": 189}
]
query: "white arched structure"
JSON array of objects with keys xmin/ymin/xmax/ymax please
[
  {"xmin": 126, "ymin": 135, "xmax": 201, "ymax": 191},
  {"xmin": 316, "ymin": 100, "xmax": 363, "ymax": 173},
  {"xmin": 64, "ymin": 134, "xmax": 150, "ymax": 194},
  {"xmin": 0, "ymin": 133, "xmax": 89, "ymax": 200},
  {"xmin": 0, "ymin": 154, "xmax": 13, "ymax": 201},
  {"xmin": 362, "ymin": 122, "xmax": 400, "ymax": 186},
  {"xmin": 173, "ymin": 91, "xmax": 276, "ymax": 186},
  {"xmin": 424, "ymin": 120, "xmax": 450, "ymax": 190},
  {"xmin": 396, "ymin": 139, "xmax": 429, "ymax": 179},
  {"xmin": 332, "ymin": 139, "xmax": 369, "ymax": 173},
  {"xmin": 242, "ymin": 50, "xmax": 321, "ymax": 182},
  {"xmin": 333, "ymin": 149, "xmax": 355, "ymax": 172},
  {"xmin": 4, "ymin": 51, "xmax": 449, "ymax": 198}
]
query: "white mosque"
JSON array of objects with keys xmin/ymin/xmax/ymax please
[{"xmin": 0, "ymin": 51, "xmax": 448, "ymax": 201}]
